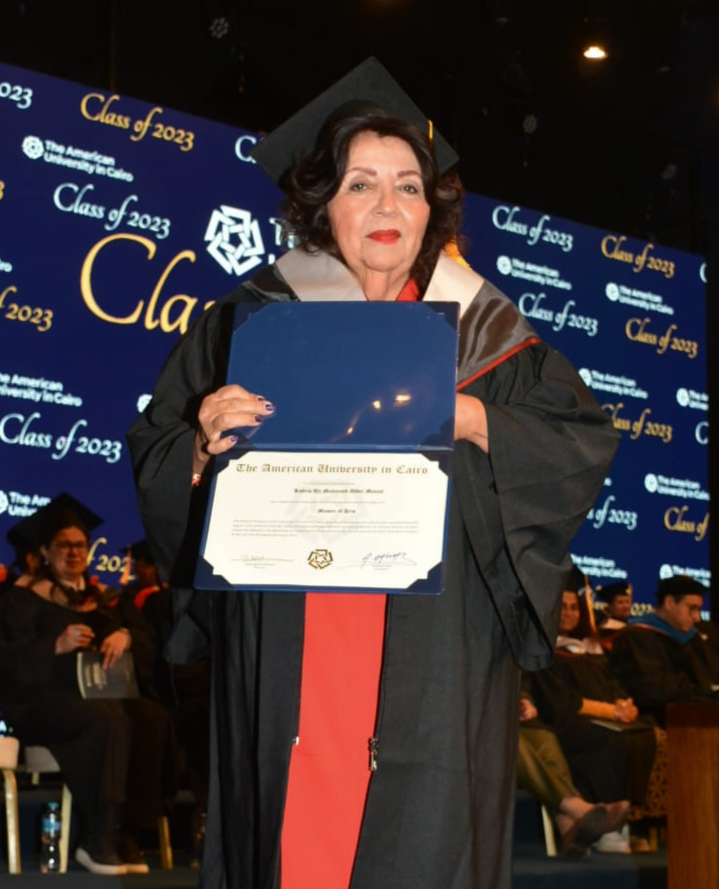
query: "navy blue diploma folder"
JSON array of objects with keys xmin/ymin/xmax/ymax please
[{"xmin": 194, "ymin": 300, "xmax": 459, "ymax": 595}]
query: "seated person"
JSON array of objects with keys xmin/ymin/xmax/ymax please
[
  {"xmin": 1, "ymin": 518, "xmax": 43, "ymax": 593},
  {"xmin": 121, "ymin": 539, "xmax": 210, "ymax": 834},
  {"xmin": 609, "ymin": 574, "xmax": 719, "ymax": 726},
  {"xmin": 120, "ymin": 539, "xmax": 166, "ymax": 610},
  {"xmin": 595, "ymin": 582, "xmax": 633, "ymax": 651},
  {"xmin": 0, "ymin": 494, "xmax": 178, "ymax": 875},
  {"xmin": 518, "ymin": 689, "xmax": 629, "ymax": 858},
  {"xmin": 528, "ymin": 582, "xmax": 661, "ymax": 851}
]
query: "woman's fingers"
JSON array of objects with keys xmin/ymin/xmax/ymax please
[{"xmin": 198, "ymin": 385, "xmax": 276, "ymax": 450}]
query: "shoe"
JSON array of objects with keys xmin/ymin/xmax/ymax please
[
  {"xmin": 592, "ymin": 825, "xmax": 631, "ymax": 854},
  {"xmin": 560, "ymin": 805, "xmax": 609, "ymax": 859},
  {"xmin": 76, "ymin": 845, "xmax": 128, "ymax": 875},
  {"xmin": 116, "ymin": 832, "xmax": 151, "ymax": 874},
  {"xmin": 604, "ymin": 800, "xmax": 631, "ymax": 834}
]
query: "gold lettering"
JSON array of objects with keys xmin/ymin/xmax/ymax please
[
  {"xmin": 695, "ymin": 512, "xmax": 710, "ymax": 543},
  {"xmin": 625, "ymin": 317, "xmax": 657, "ymax": 345},
  {"xmin": 665, "ymin": 505, "xmax": 694, "ymax": 534},
  {"xmin": 657, "ymin": 324, "xmax": 677, "ymax": 355},
  {"xmin": 80, "ymin": 233, "xmax": 198, "ymax": 333},
  {"xmin": 601, "ymin": 234, "xmax": 634, "ymax": 264},
  {"xmin": 633, "ymin": 242, "xmax": 653, "ymax": 273},
  {"xmin": 81, "ymin": 234, "xmax": 152, "ymax": 324},
  {"xmin": 602, "ymin": 402, "xmax": 631, "ymax": 433},
  {"xmin": 630, "ymin": 408, "xmax": 650, "ymax": 440}
]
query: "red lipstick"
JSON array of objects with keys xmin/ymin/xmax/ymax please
[{"xmin": 367, "ymin": 230, "xmax": 401, "ymax": 244}]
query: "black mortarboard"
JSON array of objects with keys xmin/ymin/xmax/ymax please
[
  {"xmin": 596, "ymin": 581, "xmax": 632, "ymax": 604},
  {"xmin": 251, "ymin": 57, "xmax": 459, "ymax": 184},
  {"xmin": 120, "ymin": 540, "xmax": 156, "ymax": 565},
  {"xmin": 6, "ymin": 493, "xmax": 103, "ymax": 548},
  {"xmin": 566, "ymin": 564, "xmax": 588, "ymax": 593}
]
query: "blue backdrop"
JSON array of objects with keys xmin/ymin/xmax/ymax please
[{"xmin": 0, "ymin": 63, "xmax": 709, "ymax": 610}]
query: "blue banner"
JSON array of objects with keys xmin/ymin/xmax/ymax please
[{"xmin": 0, "ymin": 63, "xmax": 709, "ymax": 611}]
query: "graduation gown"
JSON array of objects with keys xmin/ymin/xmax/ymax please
[
  {"xmin": 127, "ymin": 250, "xmax": 619, "ymax": 889},
  {"xmin": 609, "ymin": 623, "xmax": 719, "ymax": 725},
  {"xmin": 528, "ymin": 645, "xmax": 656, "ymax": 804}
]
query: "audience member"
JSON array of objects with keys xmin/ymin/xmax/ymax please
[
  {"xmin": 595, "ymin": 581, "xmax": 632, "ymax": 651},
  {"xmin": 518, "ymin": 687, "xmax": 629, "ymax": 858},
  {"xmin": 528, "ymin": 582, "xmax": 662, "ymax": 853},
  {"xmin": 120, "ymin": 540, "xmax": 210, "ymax": 834},
  {"xmin": 0, "ymin": 494, "xmax": 178, "ymax": 874},
  {"xmin": 609, "ymin": 574, "xmax": 719, "ymax": 726}
]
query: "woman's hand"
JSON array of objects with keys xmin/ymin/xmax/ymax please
[
  {"xmin": 55, "ymin": 623, "xmax": 95, "ymax": 655},
  {"xmin": 613, "ymin": 698, "xmax": 638, "ymax": 724},
  {"xmin": 519, "ymin": 697, "xmax": 538, "ymax": 722},
  {"xmin": 194, "ymin": 384, "xmax": 276, "ymax": 473},
  {"xmin": 99, "ymin": 629, "xmax": 131, "ymax": 670},
  {"xmin": 455, "ymin": 393, "xmax": 489, "ymax": 453}
]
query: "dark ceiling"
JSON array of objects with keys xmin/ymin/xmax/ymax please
[{"xmin": 2, "ymin": 0, "xmax": 718, "ymax": 257}]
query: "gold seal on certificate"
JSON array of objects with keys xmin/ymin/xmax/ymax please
[{"xmin": 201, "ymin": 450, "xmax": 450, "ymax": 591}]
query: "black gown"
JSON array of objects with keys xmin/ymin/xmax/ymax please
[
  {"xmin": 0, "ymin": 585, "xmax": 178, "ymax": 830},
  {"xmin": 127, "ymin": 250, "xmax": 619, "ymax": 889},
  {"xmin": 529, "ymin": 643, "xmax": 656, "ymax": 805},
  {"xmin": 609, "ymin": 623, "xmax": 719, "ymax": 725}
]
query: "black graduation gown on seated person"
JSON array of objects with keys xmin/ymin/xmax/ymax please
[
  {"xmin": 528, "ymin": 646, "xmax": 656, "ymax": 804},
  {"xmin": 126, "ymin": 250, "xmax": 619, "ymax": 889}
]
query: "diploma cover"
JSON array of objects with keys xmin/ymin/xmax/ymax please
[{"xmin": 195, "ymin": 300, "xmax": 459, "ymax": 594}]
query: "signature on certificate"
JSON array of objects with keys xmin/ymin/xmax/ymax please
[{"xmin": 349, "ymin": 552, "xmax": 418, "ymax": 570}]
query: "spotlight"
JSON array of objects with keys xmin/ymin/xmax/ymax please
[{"xmin": 583, "ymin": 44, "xmax": 608, "ymax": 61}]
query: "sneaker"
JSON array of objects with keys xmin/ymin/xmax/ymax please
[
  {"xmin": 116, "ymin": 832, "xmax": 151, "ymax": 874},
  {"xmin": 75, "ymin": 845, "xmax": 128, "ymax": 875},
  {"xmin": 592, "ymin": 825, "xmax": 632, "ymax": 854}
]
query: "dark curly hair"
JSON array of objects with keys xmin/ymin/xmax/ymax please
[{"xmin": 280, "ymin": 106, "xmax": 464, "ymax": 294}]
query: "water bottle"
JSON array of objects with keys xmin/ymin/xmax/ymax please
[{"xmin": 39, "ymin": 801, "xmax": 61, "ymax": 873}]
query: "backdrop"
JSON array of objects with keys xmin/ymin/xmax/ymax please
[{"xmin": 0, "ymin": 62, "xmax": 709, "ymax": 611}]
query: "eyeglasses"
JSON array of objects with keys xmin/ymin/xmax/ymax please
[{"xmin": 53, "ymin": 541, "xmax": 89, "ymax": 553}]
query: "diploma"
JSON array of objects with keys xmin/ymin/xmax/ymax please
[
  {"xmin": 194, "ymin": 300, "xmax": 459, "ymax": 595},
  {"xmin": 199, "ymin": 450, "xmax": 450, "ymax": 592}
]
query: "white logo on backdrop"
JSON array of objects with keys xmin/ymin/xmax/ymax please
[
  {"xmin": 578, "ymin": 369, "xmax": 648, "ymax": 399},
  {"xmin": 675, "ymin": 388, "xmax": 708, "ymax": 411},
  {"xmin": 22, "ymin": 135, "xmax": 43, "ymax": 159},
  {"xmin": 496, "ymin": 255, "xmax": 512, "ymax": 276},
  {"xmin": 205, "ymin": 205, "xmax": 269, "ymax": 276},
  {"xmin": 136, "ymin": 394, "xmax": 152, "ymax": 413},
  {"xmin": 0, "ymin": 490, "xmax": 8, "ymax": 515},
  {"xmin": 644, "ymin": 473, "xmax": 708, "ymax": 500},
  {"xmin": 604, "ymin": 281, "xmax": 674, "ymax": 315}
]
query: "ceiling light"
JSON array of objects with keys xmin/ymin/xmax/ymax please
[{"xmin": 583, "ymin": 44, "xmax": 609, "ymax": 61}]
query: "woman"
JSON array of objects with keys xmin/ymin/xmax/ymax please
[
  {"xmin": 517, "ymin": 682, "xmax": 630, "ymax": 858},
  {"xmin": 128, "ymin": 59, "xmax": 619, "ymax": 889},
  {"xmin": 0, "ymin": 495, "xmax": 177, "ymax": 875},
  {"xmin": 529, "ymin": 585, "xmax": 661, "ymax": 852}
]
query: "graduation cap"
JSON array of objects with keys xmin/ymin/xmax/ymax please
[
  {"xmin": 6, "ymin": 493, "xmax": 103, "ymax": 549},
  {"xmin": 120, "ymin": 539, "xmax": 156, "ymax": 566},
  {"xmin": 566, "ymin": 563, "xmax": 588, "ymax": 593},
  {"xmin": 596, "ymin": 581, "xmax": 632, "ymax": 604},
  {"xmin": 251, "ymin": 57, "xmax": 459, "ymax": 185}
]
